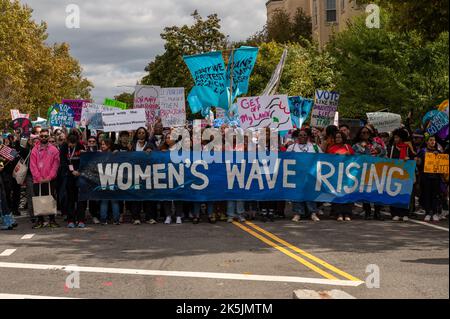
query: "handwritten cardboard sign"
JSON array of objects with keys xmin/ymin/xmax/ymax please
[
  {"xmin": 159, "ymin": 88, "xmax": 186, "ymax": 127},
  {"xmin": 134, "ymin": 85, "xmax": 161, "ymax": 124},
  {"xmin": 424, "ymin": 153, "xmax": 449, "ymax": 174},
  {"xmin": 237, "ymin": 95, "xmax": 292, "ymax": 131},
  {"xmin": 310, "ymin": 90, "xmax": 340, "ymax": 128}
]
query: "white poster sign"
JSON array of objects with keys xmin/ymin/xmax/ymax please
[
  {"xmin": 101, "ymin": 109, "xmax": 147, "ymax": 132},
  {"xmin": 159, "ymin": 88, "xmax": 186, "ymax": 127},
  {"xmin": 310, "ymin": 90, "xmax": 340, "ymax": 128},
  {"xmin": 367, "ymin": 112, "xmax": 402, "ymax": 133},
  {"xmin": 134, "ymin": 85, "xmax": 161, "ymax": 124},
  {"xmin": 237, "ymin": 95, "xmax": 293, "ymax": 131}
]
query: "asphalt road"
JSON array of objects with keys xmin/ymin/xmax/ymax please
[{"xmin": 0, "ymin": 212, "xmax": 448, "ymax": 299}]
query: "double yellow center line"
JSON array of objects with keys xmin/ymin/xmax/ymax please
[{"xmin": 233, "ymin": 221, "xmax": 362, "ymax": 282}]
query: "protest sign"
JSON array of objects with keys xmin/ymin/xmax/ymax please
[
  {"xmin": 422, "ymin": 110, "xmax": 449, "ymax": 137},
  {"xmin": 237, "ymin": 95, "xmax": 293, "ymax": 131},
  {"xmin": 218, "ymin": 46, "xmax": 259, "ymax": 108},
  {"xmin": 159, "ymin": 88, "xmax": 186, "ymax": 127},
  {"xmin": 367, "ymin": 112, "xmax": 402, "ymax": 133},
  {"xmin": 80, "ymin": 103, "xmax": 120, "ymax": 129},
  {"xmin": 424, "ymin": 153, "xmax": 449, "ymax": 174},
  {"xmin": 288, "ymin": 96, "xmax": 313, "ymax": 129},
  {"xmin": 49, "ymin": 104, "xmax": 75, "ymax": 128},
  {"xmin": 310, "ymin": 90, "xmax": 340, "ymax": 128},
  {"xmin": 134, "ymin": 85, "xmax": 161, "ymax": 124},
  {"xmin": 101, "ymin": 109, "xmax": 147, "ymax": 132},
  {"xmin": 79, "ymin": 151, "xmax": 416, "ymax": 208},
  {"xmin": 104, "ymin": 98, "xmax": 127, "ymax": 110},
  {"xmin": 62, "ymin": 99, "xmax": 89, "ymax": 122},
  {"xmin": 10, "ymin": 110, "xmax": 29, "ymax": 120},
  {"xmin": 183, "ymin": 51, "xmax": 226, "ymax": 113},
  {"xmin": 10, "ymin": 118, "xmax": 32, "ymax": 137}
]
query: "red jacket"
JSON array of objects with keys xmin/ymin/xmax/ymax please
[{"xmin": 30, "ymin": 143, "xmax": 60, "ymax": 183}]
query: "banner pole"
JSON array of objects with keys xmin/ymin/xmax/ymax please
[{"xmin": 229, "ymin": 47, "xmax": 234, "ymax": 110}]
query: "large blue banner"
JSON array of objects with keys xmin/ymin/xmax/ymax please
[
  {"xmin": 78, "ymin": 152, "xmax": 415, "ymax": 208},
  {"xmin": 183, "ymin": 52, "xmax": 227, "ymax": 114}
]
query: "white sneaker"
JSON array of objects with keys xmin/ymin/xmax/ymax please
[
  {"xmin": 424, "ymin": 215, "xmax": 431, "ymax": 222},
  {"xmin": 176, "ymin": 216, "xmax": 182, "ymax": 224},
  {"xmin": 432, "ymin": 214, "xmax": 440, "ymax": 222},
  {"xmin": 345, "ymin": 217, "xmax": 351, "ymax": 221},
  {"xmin": 337, "ymin": 216, "xmax": 344, "ymax": 222},
  {"xmin": 317, "ymin": 209, "xmax": 325, "ymax": 216},
  {"xmin": 164, "ymin": 216, "xmax": 172, "ymax": 224},
  {"xmin": 291, "ymin": 215, "xmax": 301, "ymax": 223},
  {"xmin": 403, "ymin": 216, "xmax": 409, "ymax": 222},
  {"xmin": 133, "ymin": 220, "xmax": 141, "ymax": 225},
  {"xmin": 227, "ymin": 217, "xmax": 234, "ymax": 223},
  {"xmin": 92, "ymin": 217, "xmax": 100, "ymax": 225},
  {"xmin": 392, "ymin": 216, "xmax": 400, "ymax": 221},
  {"xmin": 239, "ymin": 215, "xmax": 246, "ymax": 222},
  {"xmin": 311, "ymin": 213, "xmax": 320, "ymax": 222}
]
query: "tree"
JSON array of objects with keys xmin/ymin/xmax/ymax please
[
  {"xmin": 327, "ymin": 12, "xmax": 449, "ymax": 120},
  {"xmin": 141, "ymin": 11, "xmax": 227, "ymax": 120},
  {"xmin": 0, "ymin": 0, "xmax": 92, "ymax": 123},
  {"xmin": 356, "ymin": 0, "xmax": 449, "ymax": 41},
  {"xmin": 114, "ymin": 92, "xmax": 134, "ymax": 108},
  {"xmin": 266, "ymin": 8, "xmax": 312, "ymax": 44},
  {"xmin": 248, "ymin": 41, "xmax": 335, "ymax": 98}
]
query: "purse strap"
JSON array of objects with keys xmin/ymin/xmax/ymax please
[{"xmin": 38, "ymin": 182, "xmax": 51, "ymax": 197}]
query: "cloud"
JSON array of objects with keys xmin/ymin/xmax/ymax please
[{"xmin": 21, "ymin": 0, "xmax": 267, "ymax": 103}]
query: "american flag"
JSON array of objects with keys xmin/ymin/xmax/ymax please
[{"xmin": 0, "ymin": 145, "xmax": 18, "ymax": 162}]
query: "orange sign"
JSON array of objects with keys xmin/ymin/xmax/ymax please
[{"xmin": 424, "ymin": 153, "xmax": 449, "ymax": 174}]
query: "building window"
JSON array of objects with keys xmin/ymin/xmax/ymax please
[
  {"xmin": 326, "ymin": 0, "xmax": 337, "ymax": 22},
  {"xmin": 313, "ymin": 0, "xmax": 318, "ymax": 26}
]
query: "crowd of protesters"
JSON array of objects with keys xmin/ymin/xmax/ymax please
[{"xmin": 0, "ymin": 115, "xmax": 448, "ymax": 230}]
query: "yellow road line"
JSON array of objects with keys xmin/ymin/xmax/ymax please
[
  {"xmin": 232, "ymin": 222, "xmax": 338, "ymax": 280},
  {"xmin": 245, "ymin": 221, "xmax": 362, "ymax": 282}
]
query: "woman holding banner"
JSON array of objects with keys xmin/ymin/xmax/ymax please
[
  {"xmin": 130, "ymin": 127, "xmax": 159, "ymax": 225},
  {"xmin": 98, "ymin": 138, "xmax": 121, "ymax": 225},
  {"xmin": 387, "ymin": 128, "xmax": 414, "ymax": 222},
  {"xmin": 352, "ymin": 126, "xmax": 386, "ymax": 221},
  {"xmin": 327, "ymin": 131, "xmax": 355, "ymax": 221},
  {"xmin": 288, "ymin": 128, "xmax": 322, "ymax": 223}
]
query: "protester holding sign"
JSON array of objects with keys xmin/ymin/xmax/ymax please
[{"xmin": 416, "ymin": 136, "xmax": 444, "ymax": 222}]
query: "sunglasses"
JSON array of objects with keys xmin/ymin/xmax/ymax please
[
  {"xmin": 40, "ymin": 135, "xmax": 49, "ymax": 139},
  {"xmin": 88, "ymin": 140, "xmax": 96, "ymax": 143}
]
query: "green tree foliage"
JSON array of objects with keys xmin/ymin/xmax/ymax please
[
  {"xmin": 0, "ymin": 0, "xmax": 92, "ymax": 123},
  {"xmin": 327, "ymin": 13, "xmax": 449, "ymax": 120},
  {"xmin": 356, "ymin": 0, "xmax": 448, "ymax": 41},
  {"xmin": 141, "ymin": 11, "xmax": 227, "ymax": 119},
  {"xmin": 248, "ymin": 41, "xmax": 334, "ymax": 98},
  {"xmin": 266, "ymin": 8, "xmax": 312, "ymax": 44},
  {"xmin": 114, "ymin": 92, "xmax": 134, "ymax": 109}
]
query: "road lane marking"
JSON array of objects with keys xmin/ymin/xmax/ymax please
[
  {"xmin": 0, "ymin": 262, "xmax": 363, "ymax": 287},
  {"xmin": 21, "ymin": 234, "xmax": 35, "ymax": 240},
  {"xmin": 409, "ymin": 220, "xmax": 449, "ymax": 232},
  {"xmin": 232, "ymin": 222, "xmax": 339, "ymax": 280},
  {"xmin": 0, "ymin": 249, "xmax": 16, "ymax": 257},
  {"xmin": 245, "ymin": 221, "xmax": 362, "ymax": 282},
  {"xmin": 0, "ymin": 293, "xmax": 78, "ymax": 299}
]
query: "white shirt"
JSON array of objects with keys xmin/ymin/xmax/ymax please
[
  {"xmin": 135, "ymin": 142, "xmax": 145, "ymax": 152},
  {"xmin": 287, "ymin": 142, "xmax": 322, "ymax": 154}
]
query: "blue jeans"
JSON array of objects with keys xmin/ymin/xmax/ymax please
[
  {"xmin": 292, "ymin": 201, "xmax": 317, "ymax": 217},
  {"xmin": 193, "ymin": 203, "xmax": 214, "ymax": 217},
  {"xmin": 100, "ymin": 200, "xmax": 120, "ymax": 223},
  {"xmin": 226, "ymin": 201, "xmax": 245, "ymax": 218}
]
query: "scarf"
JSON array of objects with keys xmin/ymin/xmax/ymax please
[{"xmin": 395, "ymin": 142, "xmax": 409, "ymax": 159}]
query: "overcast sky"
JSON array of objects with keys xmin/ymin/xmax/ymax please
[{"xmin": 22, "ymin": 0, "xmax": 267, "ymax": 103}]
